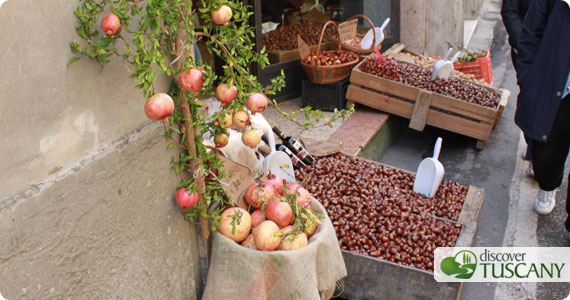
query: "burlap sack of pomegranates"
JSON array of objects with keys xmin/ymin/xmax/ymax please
[{"xmin": 202, "ymin": 199, "xmax": 347, "ymax": 300}]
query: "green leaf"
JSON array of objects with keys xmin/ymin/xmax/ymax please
[
  {"xmin": 76, "ymin": 26, "xmax": 88, "ymax": 39},
  {"xmin": 67, "ymin": 56, "xmax": 81, "ymax": 67}
]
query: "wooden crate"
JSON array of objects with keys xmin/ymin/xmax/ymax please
[
  {"xmin": 382, "ymin": 43, "xmax": 510, "ymax": 129},
  {"xmin": 346, "ymin": 53, "xmax": 510, "ymax": 149},
  {"xmin": 340, "ymin": 184, "xmax": 485, "ymax": 300},
  {"xmin": 267, "ymin": 42, "xmax": 330, "ymax": 64}
]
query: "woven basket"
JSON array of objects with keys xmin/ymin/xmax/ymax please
[
  {"xmin": 338, "ymin": 14, "xmax": 382, "ymax": 60},
  {"xmin": 300, "ymin": 21, "xmax": 359, "ymax": 84}
]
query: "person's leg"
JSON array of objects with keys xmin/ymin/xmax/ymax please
[{"xmin": 531, "ymin": 98, "xmax": 570, "ymax": 214}]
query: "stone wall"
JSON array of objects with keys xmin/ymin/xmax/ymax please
[
  {"xmin": 464, "ymin": 0, "xmax": 484, "ymax": 19},
  {"xmin": 0, "ymin": 0, "xmax": 201, "ymax": 298},
  {"xmin": 400, "ymin": 0, "xmax": 464, "ymax": 57}
]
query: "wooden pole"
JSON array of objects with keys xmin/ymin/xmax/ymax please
[{"xmin": 173, "ymin": 4, "xmax": 210, "ymax": 293}]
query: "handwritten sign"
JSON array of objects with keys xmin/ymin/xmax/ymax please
[
  {"xmin": 297, "ymin": 35, "xmax": 311, "ymax": 59},
  {"xmin": 219, "ymin": 154, "xmax": 255, "ymax": 208},
  {"xmin": 338, "ymin": 19, "xmax": 358, "ymax": 42}
]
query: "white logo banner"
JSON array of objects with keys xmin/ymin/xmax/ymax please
[{"xmin": 434, "ymin": 247, "xmax": 570, "ymax": 282}]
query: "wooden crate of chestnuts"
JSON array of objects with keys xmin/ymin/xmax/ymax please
[
  {"xmin": 295, "ymin": 153, "xmax": 485, "ymax": 300},
  {"xmin": 346, "ymin": 52, "xmax": 510, "ymax": 149}
]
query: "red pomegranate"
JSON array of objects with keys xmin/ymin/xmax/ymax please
[
  {"xmin": 144, "ymin": 93, "xmax": 175, "ymax": 123},
  {"xmin": 219, "ymin": 207, "xmax": 251, "ymax": 242},
  {"xmin": 285, "ymin": 183, "xmax": 311, "ymax": 207},
  {"xmin": 178, "ymin": 68, "xmax": 206, "ymax": 95},
  {"xmin": 212, "ymin": 5, "xmax": 232, "ymax": 26},
  {"xmin": 246, "ymin": 93, "xmax": 269, "ymax": 114},
  {"xmin": 251, "ymin": 209, "xmax": 265, "ymax": 227},
  {"xmin": 242, "ymin": 129, "xmax": 261, "ymax": 148},
  {"xmin": 265, "ymin": 198, "xmax": 293, "ymax": 227},
  {"xmin": 214, "ymin": 132, "xmax": 229, "ymax": 148},
  {"xmin": 232, "ymin": 110, "xmax": 250, "ymax": 129},
  {"xmin": 262, "ymin": 173, "xmax": 284, "ymax": 195},
  {"xmin": 244, "ymin": 182, "xmax": 276, "ymax": 208},
  {"xmin": 254, "ymin": 220, "xmax": 281, "ymax": 251},
  {"xmin": 215, "ymin": 83, "xmax": 238, "ymax": 105},
  {"xmin": 175, "ymin": 188, "xmax": 199, "ymax": 210},
  {"xmin": 241, "ymin": 234, "xmax": 256, "ymax": 249},
  {"xmin": 279, "ymin": 226, "xmax": 308, "ymax": 250},
  {"xmin": 101, "ymin": 13, "xmax": 121, "ymax": 36}
]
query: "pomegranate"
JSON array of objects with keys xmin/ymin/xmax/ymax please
[
  {"xmin": 144, "ymin": 93, "xmax": 175, "ymax": 123},
  {"xmin": 232, "ymin": 110, "xmax": 250, "ymax": 129},
  {"xmin": 101, "ymin": 13, "xmax": 121, "ymax": 36},
  {"xmin": 246, "ymin": 93, "xmax": 269, "ymax": 114},
  {"xmin": 304, "ymin": 216, "xmax": 318, "ymax": 238},
  {"xmin": 244, "ymin": 182, "xmax": 276, "ymax": 208},
  {"xmin": 211, "ymin": 5, "xmax": 232, "ymax": 26},
  {"xmin": 262, "ymin": 173, "xmax": 284, "ymax": 195},
  {"xmin": 254, "ymin": 220, "xmax": 281, "ymax": 251},
  {"xmin": 285, "ymin": 183, "xmax": 311, "ymax": 207},
  {"xmin": 241, "ymin": 234, "xmax": 257, "ymax": 249},
  {"xmin": 175, "ymin": 188, "xmax": 199, "ymax": 210},
  {"xmin": 178, "ymin": 68, "xmax": 206, "ymax": 95},
  {"xmin": 214, "ymin": 132, "xmax": 229, "ymax": 148},
  {"xmin": 265, "ymin": 198, "xmax": 293, "ymax": 227},
  {"xmin": 242, "ymin": 129, "xmax": 261, "ymax": 148},
  {"xmin": 215, "ymin": 83, "xmax": 238, "ymax": 105},
  {"xmin": 251, "ymin": 209, "xmax": 265, "ymax": 227},
  {"xmin": 279, "ymin": 226, "xmax": 308, "ymax": 250},
  {"xmin": 214, "ymin": 110, "xmax": 233, "ymax": 128},
  {"xmin": 219, "ymin": 207, "xmax": 251, "ymax": 242}
]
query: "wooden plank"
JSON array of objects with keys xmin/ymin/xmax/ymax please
[
  {"xmin": 350, "ymin": 69, "xmax": 420, "ymax": 100},
  {"xmin": 347, "ymin": 85, "xmax": 494, "ymax": 142},
  {"xmin": 383, "ymin": 43, "xmax": 406, "ymax": 56},
  {"xmin": 426, "ymin": 109, "xmax": 493, "ymax": 141},
  {"xmin": 409, "ymin": 89, "xmax": 433, "ymax": 131},
  {"xmin": 352, "ymin": 64, "xmax": 501, "ymax": 125},
  {"xmin": 346, "ymin": 84, "xmax": 415, "ymax": 118},
  {"xmin": 456, "ymin": 186, "xmax": 486, "ymax": 247},
  {"xmin": 341, "ymin": 250, "xmax": 461, "ymax": 300},
  {"xmin": 476, "ymin": 140, "xmax": 486, "ymax": 150},
  {"xmin": 495, "ymin": 88, "xmax": 511, "ymax": 126},
  {"xmin": 430, "ymin": 93, "xmax": 497, "ymax": 123}
]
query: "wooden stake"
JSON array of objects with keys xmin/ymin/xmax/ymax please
[{"xmin": 173, "ymin": 3, "xmax": 210, "ymax": 293}]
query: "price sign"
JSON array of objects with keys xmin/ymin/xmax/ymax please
[
  {"xmin": 297, "ymin": 35, "xmax": 311, "ymax": 59},
  {"xmin": 218, "ymin": 154, "xmax": 255, "ymax": 208},
  {"xmin": 338, "ymin": 19, "xmax": 358, "ymax": 42}
]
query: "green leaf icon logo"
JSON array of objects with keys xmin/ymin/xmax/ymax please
[{"xmin": 440, "ymin": 250, "xmax": 477, "ymax": 279}]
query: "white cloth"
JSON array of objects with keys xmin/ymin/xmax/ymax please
[{"xmin": 200, "ymin": 97, "xmax": 271, "ymax": 178}]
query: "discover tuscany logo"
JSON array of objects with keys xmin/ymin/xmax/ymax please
[{"xmin": 434, "ymin": 247, "xmax": 570, "ymax": 282}]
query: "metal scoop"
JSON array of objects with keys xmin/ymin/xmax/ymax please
[{"xmin": 413, "ymin": 137, "xmax": 444, "ymax": 198}]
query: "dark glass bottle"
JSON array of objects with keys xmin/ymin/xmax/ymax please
[
  {"xmin": 261, "ymin": 135, "xmax": 307, "ymax": 169},
  {"xmin": 272, "ymin": 126, "xmax": 316, "ymax": 165}
]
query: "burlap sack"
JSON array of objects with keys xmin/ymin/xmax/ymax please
[{"xmin": 203, "ymin": 199, "xmax": 347, "ymax": 300}]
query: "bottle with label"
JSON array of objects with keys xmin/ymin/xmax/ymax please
[
  {"xmin": 261, "ymin": 135, "xmax": 307, "ymax": 170},
  {"xmin": 272, "ymin": 126, "xmax": 316, "ymax": 165}
]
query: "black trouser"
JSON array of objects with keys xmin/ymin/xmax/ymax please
[{"xmin": 530, "ymin": 96, "xmax": 570, "ymax": 231}]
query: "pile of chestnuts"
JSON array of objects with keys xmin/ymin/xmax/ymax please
[
  {"xmin": 262, "ymin": 21, "xmax": 337, "ymax": 51},
  {"xmin": 359, "ymin": 57, "xmax": 500, "ymax": 108},
  {"xmin": 301, "ymin": 50, "xmax": 358, "ymax": 66},
  {"xmin": 295, "ymin": 154, "xmax": 468, "ymax": 272}
]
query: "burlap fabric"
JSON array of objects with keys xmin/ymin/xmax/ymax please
[{"xmin": 203, "ymin": 199, "xmax": 347, "ymax": 300}]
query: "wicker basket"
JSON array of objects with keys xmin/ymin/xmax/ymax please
[
  {"xmin": 337, "ymin": 14, "xmax": 382, "ymax": 60},
  {"xmin": 300, "ymin": 21, "xmax": 359, "ymax": 84}
]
